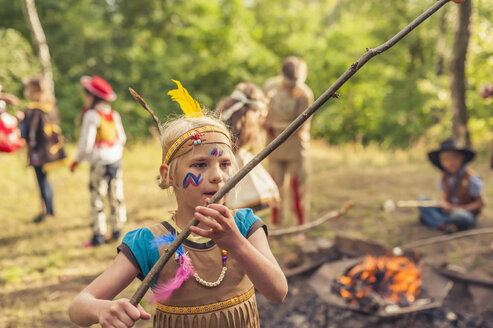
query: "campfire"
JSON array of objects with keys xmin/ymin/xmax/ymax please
[
  {"xmin": 332, "ymin": 254, "xmax": 422, "ymax": 312},
  {"xmin": 309, "ymin": 247, "xmax": 453, "ymax": 317}
]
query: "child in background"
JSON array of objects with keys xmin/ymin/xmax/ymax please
[
  {"xmin": 263, "ymin": 56, "xmax": 314, "ymax": 227},
  {"xmin": 217, "ymin": 82, "xmax": 280, "ymax": 212},
  {"xmin": 0, "ymin": 85, "xmax": 25, "ymax": 153},
  {"xmin": 418, "ymin": 139, "xmax": 484, "ymax": 233},
  {"xmin": 68, "ymin": 81, "xmax": 287, "ymax": 328},
  {"xmin": 70, "ymin": 75, "xmax": 127, "ymax": 247},
  {"xmin": 22, "ymin": 76, "xmax": 67, "ymax": 223}
]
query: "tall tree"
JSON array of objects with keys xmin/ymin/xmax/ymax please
[
  {"xmin": 20, "ymin": 0, "xmax": 54, "ymax": 96},
  {"xmin": 450, "ymin": 0, "xmax": 472, "ymax": 146}
]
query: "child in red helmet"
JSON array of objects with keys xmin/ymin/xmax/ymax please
[{"xmin": 71, "ymin": 75, "xmax": 127, "ymax": 246}]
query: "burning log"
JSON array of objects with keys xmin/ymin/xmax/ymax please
[
  {"xmin": 310, "ymin": 254, "xmax": 453, "ymax": 317},
  {"xmin": 332, "ymin": 254, "xmax": 423, "ymax": 313}
]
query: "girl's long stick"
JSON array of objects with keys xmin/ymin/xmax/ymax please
[{"xmin": 130, "ymin": 0, "xmax": 452, "ymax": 306}]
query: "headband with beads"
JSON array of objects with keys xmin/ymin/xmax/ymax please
[
  {"xmin": 162, "ymin": 80, "xmax": 232, "ymax": 164},
  {"xmin": 163, "ymin": 125, "xmax": 231, "ymax": 165}
]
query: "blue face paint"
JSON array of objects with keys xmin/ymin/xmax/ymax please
[
  {"xmin": 209, "ymin": 145, "xmax": 223, "ymax": 157},
  {"xmin": 183, "ymin": 172, "xmax": 203, "ymax": 189}
]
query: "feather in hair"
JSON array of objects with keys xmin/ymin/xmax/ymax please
[{"xmin": 167, "ymin": 80, "xmax": 203, "ymax": 118}]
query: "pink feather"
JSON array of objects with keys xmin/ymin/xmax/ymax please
[{"xmin": 149, "ymin": 253, "xmax": 196, "ymax": 302}]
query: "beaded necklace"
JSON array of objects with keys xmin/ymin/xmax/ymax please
[
  {"xmin": 193, "ymin": 249, "xmax": 228, "ymax": 287},
  {"xmin": 167, "ymin": 216, "xmax": 229, "ymax": 288}
]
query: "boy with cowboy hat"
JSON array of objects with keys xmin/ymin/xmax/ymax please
[
  {"xmin": 71, "ymin": 75, "xmax": 127, "ymax": 246},
  {"xmin": 418, "ymin": 138, "xmax": 484, "ymax": 233}
]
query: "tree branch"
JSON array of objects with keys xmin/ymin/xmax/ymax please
[
  {"xmin": 269, "ymin": 201, "xmax": 354, "ymax": 237},
  {"xmin": 403, "ymin": 227, "xmax": 493, "ymax": 249}
]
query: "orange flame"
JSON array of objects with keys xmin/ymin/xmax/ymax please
[{"xmin": 336, "ymin": 254, "xmax": 422, "ymax": 306}]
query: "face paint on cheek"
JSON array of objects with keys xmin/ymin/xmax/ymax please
[
  {"xmin": 209, "ymin": 145, "xmax": 224, "ymax": 157},
  {"xmin": 182, "ymin": 172, "xmax": 203, "ymax": 189}
]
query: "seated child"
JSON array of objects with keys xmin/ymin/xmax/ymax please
[
  {"xmin": 68, "ymin": 81, "xmax": 288, "ymax": 328},
  {"xmin": 217, "ymin": 82, "xmax": 280, "ymax": 212},
  {"xmin": 418, "ymin": 138, "xmax": 484, "ymax": 232}
]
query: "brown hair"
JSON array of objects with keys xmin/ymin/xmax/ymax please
[
  {"xmin": 216, "ymin": 83, "xmax": 267, "ymax": 152},
  {"xmin": 281, "ymin": 56, "xmax": 307, "ymax": 84},
  {"xmin": 23, "ymin": 75, "xmax": 54, "ymax": 105}
]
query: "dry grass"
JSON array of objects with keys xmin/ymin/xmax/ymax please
[{"xmin": 1, "ymin": 138, "xmax": 492, "ymax": 327}]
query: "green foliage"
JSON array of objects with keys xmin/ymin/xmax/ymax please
[
  {"xmin": 0, "ymin": 29, "xmax": 41, "ymax": 96},
  {"xmin": 0, "ymin": 0, "xmax": 492, "ymax": 146}
]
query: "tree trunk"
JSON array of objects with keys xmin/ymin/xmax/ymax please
[
  {"xmin": 449, "ymin": 0, "xmax": 472, "ymax": 147},
  {"xmin": 435, "ymin": 11, "xmax": 447, "ymax": 76},
  {"xmin": 20, "ymin": 0, "xmax": 55, "ymax": 97}
]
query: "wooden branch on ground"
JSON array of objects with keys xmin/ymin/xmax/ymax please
[
  {"xmin": 283, "ymin": 257, "xmax": 334, "ymax": 278},
  {"xmin": 269, "ymin": 201, "xmax": 354, "ymax": 237},
  {"xmin": 402, "ymin": 227, "xmax": 493, "ymax": 249},
  {"xmin": 428, "ymin": 263, "xmax": 493, "ymax": 287},
  {"xmin": 396, "ymin": 200, "xmax": 442, "ymax": 208},
  {"xmin": 383, "ymin": 199, "xmax": 442, "ymax": 212},
  {"xmin": 129, "ymin": 0, "xmax": 452, "ymax": 306}
]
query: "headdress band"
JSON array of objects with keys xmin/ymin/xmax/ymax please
[
  {"xmin": 163, "ymin": 125, "xmax": 232, "ymax": 164},
  {"xmin": 220, "ymin": 90, "xmax": 266, "ymax": 122}
]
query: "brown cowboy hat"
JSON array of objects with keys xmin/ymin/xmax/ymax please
[{"xmin": 428, "ymin": 138, "xmax": 475, "ymax": 171}]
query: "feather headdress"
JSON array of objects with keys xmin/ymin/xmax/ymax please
[{"xmin": 167, "ymin": 80, "xmax": 203, "ymax": 118}]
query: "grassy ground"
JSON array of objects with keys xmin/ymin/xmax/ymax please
[{"xmin": 1, "ymin": 138, "xmax": 492, "ymax": 327}]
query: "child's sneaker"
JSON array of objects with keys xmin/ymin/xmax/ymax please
[
  {"xmin": 82, "ymin": 234, "xmax": 106, "ymax": 247},
  {"xmin": 33, "ymin": 214, "xmax": 45, "ymax": 223},
  {"xmin": 444, "ymin": 223, "xmax": 458, "ymax": 234},
  {"xmin": 112, "ymin": 230, "xmax": 121, "ymax": 240}
]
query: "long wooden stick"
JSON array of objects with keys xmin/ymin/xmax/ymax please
[
  {"xmin": 269, "ymin": 201, "xmax": 354, "ymax": 237},
  {"xmin": 129, "ymin": 88, "xmax": 161, "ymax": 131},
  {"xmin": 403, "ymin": 227, "xmax": 493, "ymax": 249},
  {"xmin": 130, "ymin": 0, "xmax": 451, "ymax": 306}
]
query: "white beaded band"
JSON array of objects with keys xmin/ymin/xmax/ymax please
[{"xmin": 193, "ymin": 266, "xmax": 228, "ymax": 288}]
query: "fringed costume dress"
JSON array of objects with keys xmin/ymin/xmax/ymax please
[{"xmin": 118, "ymin": 208, "xmax": 266, "ymax": 328}]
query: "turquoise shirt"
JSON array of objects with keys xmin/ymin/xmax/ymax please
[{"xmin": 121, "ymin": 208, "xmax": 264, "ymax": 279}]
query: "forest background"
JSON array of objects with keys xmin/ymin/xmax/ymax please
[{"xmin": 1, "ymin": 0, "xmax": 492, "ymax": 148}]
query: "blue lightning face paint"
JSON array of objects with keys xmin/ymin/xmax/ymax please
[
  {"xmin": 183, "ymin": 173, "xmax": 203, "ymax": 189},
  {"xmin": 209, "ymin": 145, "xmax": 224, "ymax": 157}
]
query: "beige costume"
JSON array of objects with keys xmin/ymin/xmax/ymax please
[
  {"xmin": 264, "ymin": 57, "xmax": 314, "ymax": 226},
  {"xmin": 226, "ymin": 148, "xmax": 280, "ymax": 211},
  {"xmin": 123, "ymin": 218, "xmax": 261, "ymax": 328}
]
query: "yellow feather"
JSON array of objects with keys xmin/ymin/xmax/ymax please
[{"xmin": 167, "ymin": 80, "xmax": 203, "ymax": 118}]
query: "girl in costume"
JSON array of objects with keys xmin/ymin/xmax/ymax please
[
  {"xmin": 22, "ymin": 76, "xmax": 67, "ymax": 223},
  {"xmin": 217, "ymin": 82, "xmax": 280, "ymax": 212},
  {"xmin": 70, "ymin": 75, "xmax": 127, "ymax": 247},
  {"xmin": 68, "ymin": 81, "xmax": 288, "ymax": 328}
]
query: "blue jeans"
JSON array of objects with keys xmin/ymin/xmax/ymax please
[
  {"xmin": 418, "ymin": 206, "xmax": 476, "ymax": 230},
  {"xmin": 34, "ymin": 166, "xmax": 54, "ymax": 215}
]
